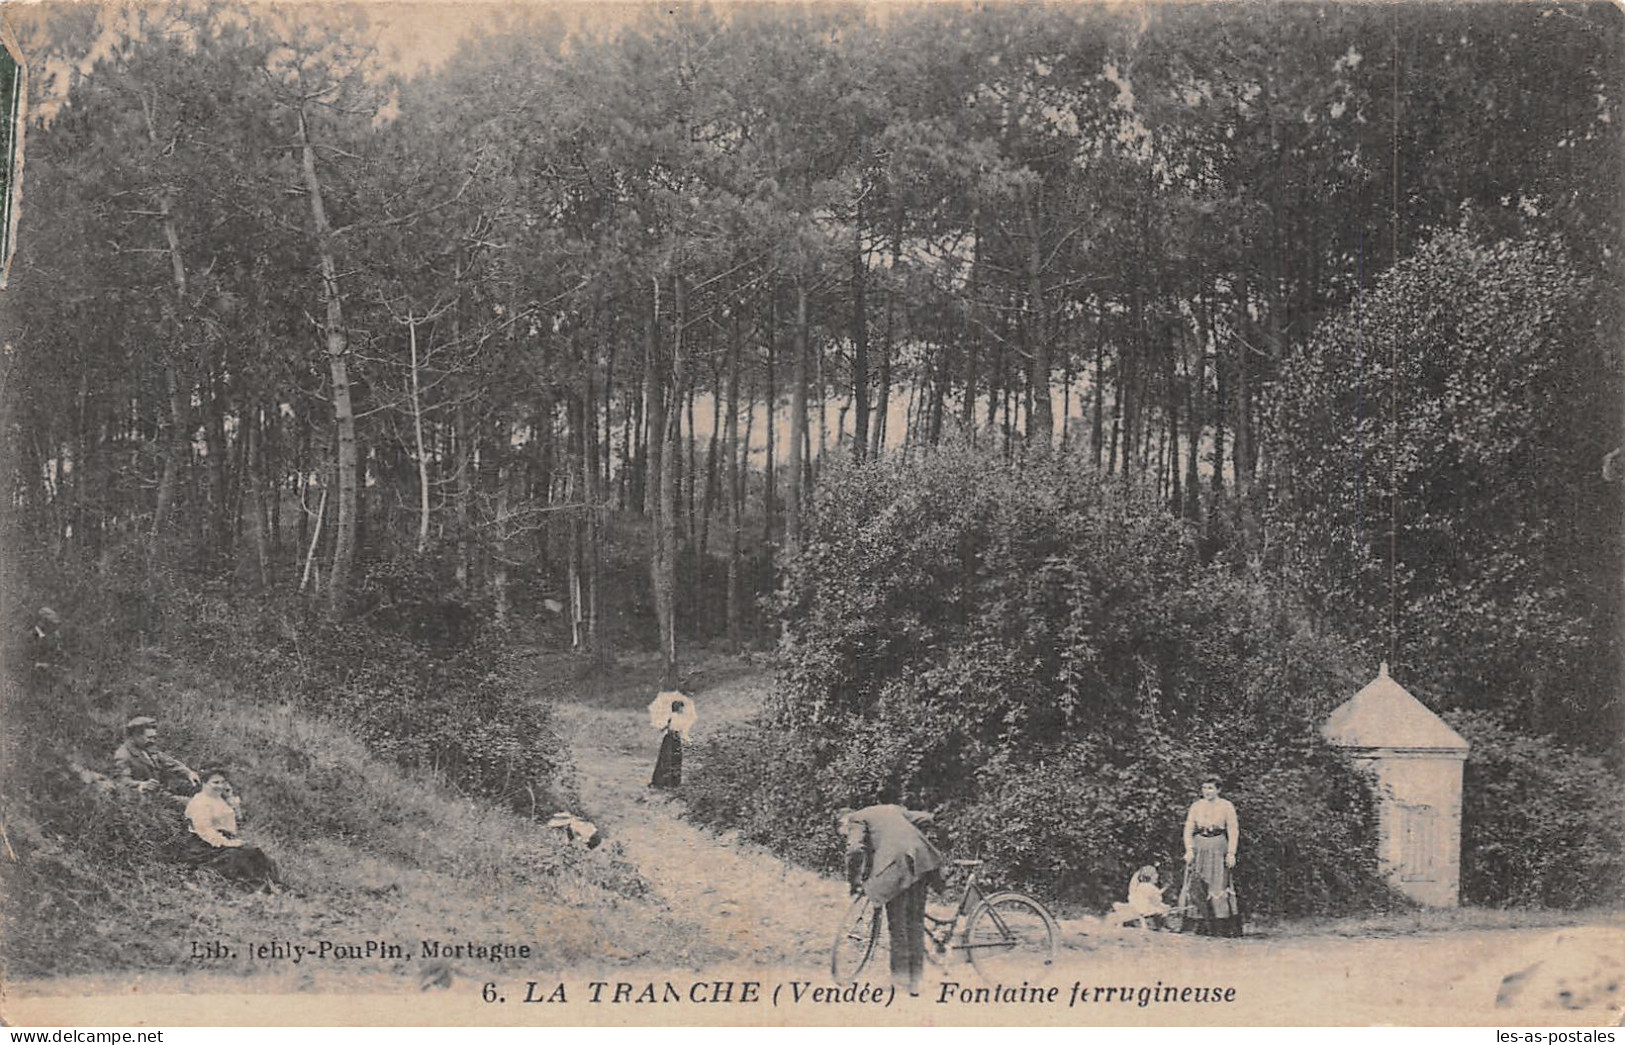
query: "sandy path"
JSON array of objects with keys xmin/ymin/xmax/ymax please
[
  {"xmin": 551, "ymin": 671, "xmax": 851, "ymax": 971},
  {"xmin": 546, "ymin": 665, "xmax": 1624, "ymax": 1025}
]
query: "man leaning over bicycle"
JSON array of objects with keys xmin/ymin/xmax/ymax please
[{"xmin": 836, "ymin": 801, "xmax": 945, "ymax": 997}]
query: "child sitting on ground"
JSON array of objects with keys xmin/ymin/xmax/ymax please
[{"xmin": 1111, "ymin": 864, "xmax": 1172, "ymax": 929}]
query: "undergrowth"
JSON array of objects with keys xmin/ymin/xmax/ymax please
[{"xmin": 0, "ymin": 562, "xmax": 713, "ymax": 982}]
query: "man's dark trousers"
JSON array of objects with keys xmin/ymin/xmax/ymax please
[{"xmin": 885, "ymin": 878, "xmax": 928, "ymax": 990}]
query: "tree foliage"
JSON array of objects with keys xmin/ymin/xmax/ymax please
[{"xmin": 1269, "ymin": 227, "xmax": 1622, "ymax": 741}]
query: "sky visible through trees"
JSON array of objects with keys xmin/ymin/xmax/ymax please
[{"xmin": 1, "ymin": 1, "xmax": 1619, "ymax": 742}]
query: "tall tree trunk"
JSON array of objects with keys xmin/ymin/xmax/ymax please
[
  {"xmin": 1233, "ymin": 287, "xmax": 1260, "ymax": 558},
  {"xmin": 142, "ymin": 93, "xmax": 191, "ymax": 567},
  {"xmin": 699, "ymin": 353, "xmax": 723, "ymax": 558},
  {"xmin": 267, "ymin": 406, "xmax": 283, "ymax": 567},
  {"xmin": 619, "ymin": 384, "xmax": 635, "ymax": 510},
  {"xmin": 852, "ymin": 197, "xmax": 870, "ymax": 461},
  {"xmin": 1108, "ymin": 363, "xmax": 1123, "ymax": 476},
  {"xmin": 296, "ymin": 421, "xmax": 310, "ymax": 574},
  {"xmin": 244, "ymin": 405, "xmax": 272, "ymax": 588},
  {"xmin": 602, "ymin": 319, "xmax": 616, "ymax": 494},
  {"xmin": 493, "ymin": 445, "xmax": 510, "ymax": 626},
  {"xmin": 963, "ymin": 210, "xmax": 981, "ymax": 441},
  {"xmin": 1091, "ymin": 323, "xmax": 1105, "ymax": 468},
  {"xmin": 454, "ymin": 400, "xmax": 471, "ymax": 590},
  {"xmin": 724, "ymin": 312, "xmax": 744, "ymax": 655},
  {"xmin": 586, "ymin": 212, "xmax": 615, "ymax": 664},
  {"xmin": 566, "ymin": 389, "xmax": 585, "ymax": 651},
  {"xmin": 295, "ymin": 104, "xmax": 358, "ymax": 620},
  {"xmin": 408, "ymin": 318, "xmax": 431, "ymax": 553},
  {"xmin": 1024, "ymin": 192, "xmax": 1052, "ymax": 449},
  {"xmin": 1187, "ymin": 290, "xmax": 1210, "ymax": 525},
  {"xmin": 786, "ymin": 279, "xmax": 809, "ymax": 556},
  {"xmin": 814, "ymin": 325, "xmax": 828, "ymax": 477},
  {"xmin": 928, "ymin": 341, "xmax": 948, "ymax": 446},
  {"xmin": 643, "ymin": 288, "xmax": 665, "ymax": 521},
  {"xmin": 537, "ymin": 333, "xmax": 557, "ymax": 566},
  {"xmin": 874, "ymin": 217, "xmax": 899, "ymax": 458},
  {"xmin": 653, "ymin": 273, "xmax": 688, "ymax": 686},
  {"xmin": 685, "ymin": 376, "xmax": 698, "ymax": 557},
  {"xmin": 764, "ymin": 288, "xmax": 778, "ymax": 545},
  {"xmin": 299, "ymin": 482, "xmax": 327, "ymax": 595},
  {"xmin": 581, "ymin": 343, "xmax": 605, "ymax": 659},
  {"xmin": 204, "ymin": 352, "xmax": 230, "ymax": 568},
  {"xmin": 1164, "ymin": 330, "xmax": 1182, "ymax": 516},
  {"xmin": 986, "ymin": 320, "xmax": 1001, "ymax": 439},
  {"xmin": 226, "ymin": 388, "xmax": 251, "ymax": 555}
]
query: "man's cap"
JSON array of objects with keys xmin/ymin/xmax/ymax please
[{"xmin": 125, "ymin": 716, "xmax": 158, "ymax": 730}]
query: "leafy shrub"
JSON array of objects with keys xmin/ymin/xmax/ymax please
[
  {"xmin": 1445, "ymin": 710, "xmax": 1625, "ymax": 908},
  {"xmin": 688, "ymin": 444, "xmax": 1398, "ymax": 916},
  {"xmin": 683, "ymin": 723, "xmax": 846, "ymax": 874},
  {"xmin": 293, "ymin": 618, "xmax": 565, "ymax": 815}
]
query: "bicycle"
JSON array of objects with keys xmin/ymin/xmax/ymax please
[{"xmin": 831, "ymin": 857, "xmax": 1058, "ymax": 984}]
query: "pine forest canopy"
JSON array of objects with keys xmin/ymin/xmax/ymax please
[{"xmin": 1, "ymin": 1, "xmax": 1619, "ymax": 745}]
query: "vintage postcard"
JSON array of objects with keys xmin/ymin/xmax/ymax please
[{"xmin": 0, "ymin": 0, "xmax": 1620, "ymax": 1029}]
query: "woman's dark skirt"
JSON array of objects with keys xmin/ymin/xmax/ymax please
[
  {"xmin": 1180, "ymin": 833, "xmax": 1243, "ymax": 937},
  {"xmin": 184, "ymin": 834, "xmax": 280, "ymax": 887},
  {"xmin": 651, "ymin": 730, "xmax": 683, "ymax": 789}
]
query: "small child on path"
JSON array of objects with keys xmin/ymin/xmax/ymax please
[{"xmin": 1111, "ymin": 864, "xmax": 1172, "ymax": 929}]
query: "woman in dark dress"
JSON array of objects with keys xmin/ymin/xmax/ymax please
[{"xmin": 647, "ymin": 692, "xmax": 696, "ymax": 790}]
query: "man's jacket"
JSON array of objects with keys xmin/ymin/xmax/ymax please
[
  {"xmin": 843, "ymin": 804, "xmax": 944, "ymax": 905},
  {"xmin": 112, "ymin": 741, "xmax": 192, "ymax": 790}
]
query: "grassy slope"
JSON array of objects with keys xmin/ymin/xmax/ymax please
[{"xmin": 0, "ymin": 639, "xmax": 714, "ymax": 988}]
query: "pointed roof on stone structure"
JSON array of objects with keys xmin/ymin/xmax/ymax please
[{"xmin": 1322, "ymin": 662, "xmax": 1469, "ymax": 753}]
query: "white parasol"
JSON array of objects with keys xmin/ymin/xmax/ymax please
[{"xmin": 647, "ymin": 690, "xmax": 698, "ymax": 740}]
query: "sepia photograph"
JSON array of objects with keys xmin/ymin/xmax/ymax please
[{"xmin": 0, "ymin": 0, "xmax": 1620, "ymax": 1028}]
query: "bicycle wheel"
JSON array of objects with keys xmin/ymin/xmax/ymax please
[
  {"xmin": 831, "ymin": 895, "xmax": 885, "ymax": 980},
  {"xmin": 964, "ymin": 892, "xmax": 1058, "ymax": 984}
]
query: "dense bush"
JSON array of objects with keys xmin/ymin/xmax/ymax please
[
  {"xmin": 683, "ymin": 724, "xmax": 846, "ymax": 874},
  {"xmin": 949, "ymin": 730, "xmax": 1390, "ymax": 916},
  {"xmin": 688, "ymin": 445, "xmax": 1398, "ymax": 916},
  {"xmin": 292, "ymin": 621, "xmax": 566, "ymax": 814},
  {"xmin": 779, "ymin": 446, "xmax": 1240, "ymax": 747},
  {"xmin": 1445, "ymin": 710, "xmax": 1625, "ymax": 908}
]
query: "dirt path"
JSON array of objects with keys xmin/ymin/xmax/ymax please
[
  {"xmin": 546, "ymin": 663, "xmax": 1623, "ymax": 1024},
  {"xmin": 551, "ymin": 668, "xmax": 851, "ymax": 971}
]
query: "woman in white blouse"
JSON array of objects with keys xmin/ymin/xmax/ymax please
[
  {"xmin": 1180, "ymin": 775, "xmax": 1241, "ymax": 937},
  {"xmin": 647, "ymin": 691, "xmax": 697, "ymax": 790},
  {"xmin": 184, "ymin": 769, "xmax": 280, "ymax": 890}
]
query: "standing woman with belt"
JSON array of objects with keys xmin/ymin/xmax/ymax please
[
  {"xmin": 1181, "ymin": 775, "xmax": 1241, "ymax": 937},
  {"xmin": 647, "ymin": 690, "xmax": 697, "ymax": 790}
]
